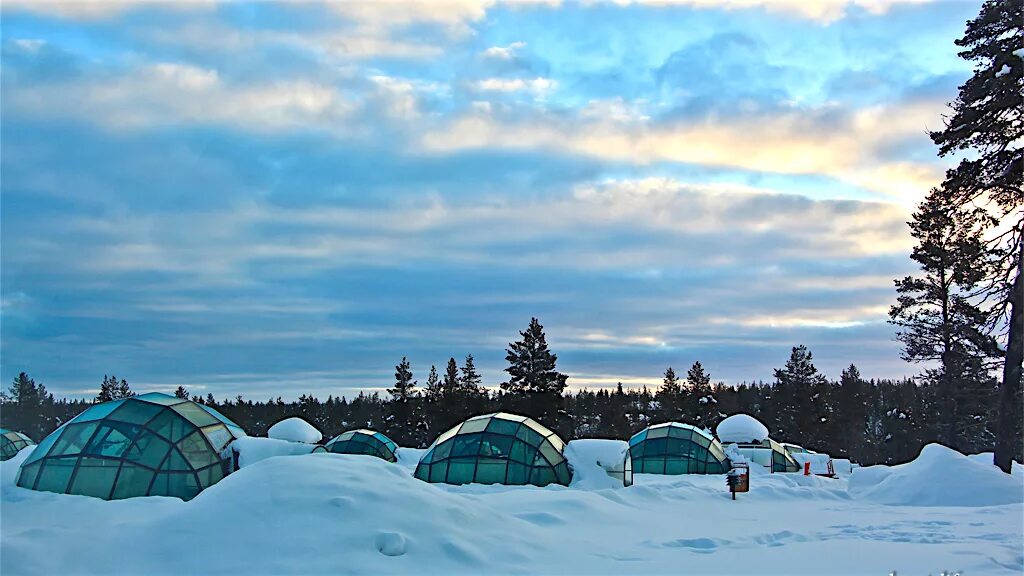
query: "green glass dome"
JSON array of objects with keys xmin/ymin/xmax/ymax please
[
  {"xmin": 1, "ymin": 429, "xmax": 35, "ymax": 461},
  {"xmin": 16, "ymin": 393, "xmax": 246, "ymax": 501},
  {"xmin": 415, "ymin": 413, "xmax": 572, "ymax": 487},
  {"xmin": 323, "ymin": 429, "xmax": 398, "ymax": 462},
  {"xmin": 629, "ymin": 422, "xmax": 731, "ymax": 474}
]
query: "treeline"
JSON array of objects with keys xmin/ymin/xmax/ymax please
[{"xmin": 2, "ymin": 319, "xmax": 1011, "ymax": 466}]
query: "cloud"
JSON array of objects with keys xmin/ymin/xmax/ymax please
[
  {"xmin": 419, "ymin": 97, "xmax": 947, "ymax": 201},
  {"xmin": 473, "ymin": 77, "xmax": 557, "ymax": 93},
  {"xmin": 609, "ymin": 0, "xmax": 939, "ymax": 23}
]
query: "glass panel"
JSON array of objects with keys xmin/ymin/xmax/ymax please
[
  {"xmin": 84, "ymin": 422, "xmax": 141, "ymax": 457},
  {"xmin": 495, "ymin": 413, "xmax": 527, "ymax": 422},
  {"xmin": 195, "ymin": 461, "xmax": 225, "ymax": 488},
  {"xmin": 201, "ymin": 425, "xmax": 232, "ymax": 452},
  {"xmin": 414, "ymin": 464, "xmax": 429, "ymax": 481},
  {"xmin": 450, "ymin": 434, "xmax": 481, "ymax": 457},
  {"xmin": 485, "ymin": 418, "xmax": 519, "ymax": 436},
  {"xmin": 665, "ymin": 458, "xmax": 687, "ymax": 475},
  {"xmin": 630, "ymin": 442, "xmax": 646, "ymax": 458},
  {"xmin": 178, "ymin": 431, "xmax": 217, "ymax": 469},
  {"xmin": 17, "ymin": 461, "xmax": 41, "ymax": 489},
  {"xmin": 446, "ymin": 460, "xmax": 475, "ymax": 484},
  {"xmin": 146, "ymin": 409, "xmax": 196, "ymax": 443},
  {"xmin": 458, "ymin": 418, "xmax": 489, "ymax": 434},
  {"xmin": 474, "ymin": 460, "xmax": 508, "ymax": 484},
  {"xmin": 515, "ymin": 425, "xmax": 543, "ymax": 446},
  {"xmin": 75, "ymin": 400, "xmax": 127, "ymax": 422},
  {"xmin": 337, "ymin": 431, "xmax": 355, "ymax": 441},
  {"xmin": 108, "ymin": 401, "xmax": 165, "ymax": 425},
  {"xmin": 419, "ymin": 448, "xmax": 435, "ymax": 464},
  {"xmin": 629, "ymin": 430, "xmax": 647, "ymax": 445},
  {"xmin": 198, "ymin": 404, "xmax": 240, "ymax": 429},
  {"xmin": 1, "ymin": 442, "xmax": 15, "ymax": 460},
  {"xmin": 555, "ymin": 463, "xmax": 571, "ymax": 485},
  {"xmin": 509, "ymin": 440, "xmax": 532, "ymax": 463},
  {"xmin": 530, "ymin": 466, "xmax": 556, "ymax": 486},
  {"xmin": 506, "ymin": 462, "xmax": 529, "ymax": 484},
  {"xmin": 538, "ymin": 443, "xmax": 564, "ymax": 466},
  {"xmin": 150, "ymin": 471, "xmax": 201, "ymax": 500},
  {"xmin": 546, "ymin": 434, "xmax": 565, "ymax": 452},
  {"xmin": 22, "ymin": 425, "xmax": 68, "ymax": 465},
  {"xmin": 134, "ymin": 392, "xmax": 187, "ymax": 406},
  {"xmin": 432, "ymin": 427, "xmax": 459, "ymax": 447},
  {"xmin": 36, "ymin": 457, "xmax": 78, "ymax": 493},
  {"xmin": 647, "ymin": 426, "xmax": 670, "ymax": 439},
  {"xmin": 162, "ymin": 447, "xmax": 190, "ymax": 471},
  {"xmin": 171, "ymin": 403, "xmax": 220, "ymax": 428},
  {"xmin": 645, "ymin": 458, "xmax": 667, "ymax": 474},
  {"xmin": 429, "ymin": 462, "xmax": 448, "ymax": 483},
  {"xmin": 667, "ymin": 425, "xmax": 688, "ymax": 439},
  {"xmin": 645, "ymin": 438, "xmax": 667, "ymax": 456},
  {"xmin": 69, "ymin": 457, "xmax": 120, "ymax": 498},
  {"xmin": 479, "ymin": 434, "xmax": 512, "ymax": 458},
  {"xmin": 524, "ymin": 418, "xmax": 553, "ymax": 437},
  {"xmin": 112, "ymin": 464, "xmax": 156, "ymax": 499},
  {"xmin": 433, "ymin": 440, "xmax": 453, "ymax": 461},
  {"xmin": 126, "ymin": 433, "xmax": 173, "ymax": 468},
  {"xmin": 50, "ymin": 423, "xmax": 100, "ymax": 456}
]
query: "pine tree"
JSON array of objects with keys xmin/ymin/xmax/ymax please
[
  {"xmin": 386, "ymin": 357, "xmax": 425, "ymax": 446},
  {"xmin": 654, "ymin": 367, "xmax": 682, "ymax": 422},
  {"xmin": 836, "ymin": 365, "xmax": 869, "ymax": 460},
  {"xmin": 686, "ymin": 361, "xmax": 718, "ymax": 430},
  {"xmin": 424, "ymin": 365, "xmax": 441, "ymax": 398},
  {"xmin": 501, "ymin": 318, "xmax": 568, "ymax": 427},
  {"xmin": 460, "ymin": 354, "xmax": 483, "ymax": 393},
  {"xmin": 97, "ymin": 375, "xmax": 134, "ymax": 402},
  {"xmin": 773, "ymin": 346, "xmax": 827, "ymax": 441},
  {"xmin": 890, "ymin": 189, "xmax": 1000, "ymax": 452},
  {"xmin": 930, "ymin": 0, "xmax": 1023, "ymax": 471},
  {"xmin": 443, "ymin": 358, "xmax": 459, "ymax": 399},
  {"xmin": 174, "ymin": 386, "xmax": 190, "ymax": 400}
]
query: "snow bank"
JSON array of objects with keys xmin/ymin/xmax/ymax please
[
  {"xmin": 2, "ymin": 440, "xmax": 1022, "ymax": 575},
  {"xmin": 564, "ymin": 439, "xmax": 630, "ymax": 489},
  {"xmin": 716, "ymin": 414, "xmax": 769, "ymax": 443},
  {"xmin": 850, "ymin": 443, "xmax": 1024, "ymax": 507},
  {"xmin": 967, "ymin": 453, "xmax": 1023, "ymax": 478},
  {"xmin": 267, "ymin": 417, "xmax": 322, "ymax": 443},
  {"xmin": 789, "ymin": 452, "xmax": 833, "ymax": 476},
  {"xmin": 232, "ymin": 436, "xmax": 318, "ymax": 468}
]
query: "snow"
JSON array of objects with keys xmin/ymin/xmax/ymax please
[
  {"xmin": 563, "ymin": 439, "xmax": 631, "ymax": 489},
  {"xmin": 2, "ymin": 442, "xmax": 1022, "ymax": 574},
  {"xmin": 849, "ymin": 444, "xmax": 1024, "ymax": 507},
  {"xmin": 789, "ymin": 451, "xmax": 833, "ymax": 476},
  {"xmin": 267, "ymin": 417, "xmax": 322, "ymax": 443},
  {"xmin": 716, "ymin": 413, "xmax": 770, "ymax": 443},
  {"xmin": 232, "ymin": 436, "xmax": 318, "ymax": 468}
]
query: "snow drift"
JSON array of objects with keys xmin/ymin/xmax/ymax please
[
  {"xmin": 267, "ymin": 417, "xmax": 322, "ymax": 443},
  {"xmin": 849, "ymin": 443, "xmax": 1024, "ymax": 507},
  {"xmin": 716, "ymin": 414, "xmax": 770, "ymax": 443},
  {"xmin": 1, "ymin": 441, "xmax": 1021, "ymax": 575}
]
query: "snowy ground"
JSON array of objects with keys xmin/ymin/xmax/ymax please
[{"xmin": 2, "ymin": 441, "xmax": 1021, "ymax": 575}]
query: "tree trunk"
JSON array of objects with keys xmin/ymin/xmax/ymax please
[{"xmin": 994, "ymin": 241, "xmax": 1024, "ymax": 473}]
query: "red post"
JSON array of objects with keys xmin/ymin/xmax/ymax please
[{"xmin": 804, "ymin": 461, "xmax": 811, "ymax": 476}]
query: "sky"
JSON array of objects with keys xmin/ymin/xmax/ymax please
[{"xmin": 0, "ymin": 0, "xmax": 984, "ymax": 400}]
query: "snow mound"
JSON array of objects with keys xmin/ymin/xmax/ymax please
[
  {"xmin": 267, "ymin": 417, "xmax": 322, "ymax": 443},
  {"xmin": 232, "ymin": 436, "xmax": 318, "ymax": 468},
  {"xmin": 966, "ymin": 453, "xmax": 1023, "ymax": 478},
  {"xmin": 789, "ymin": 452, "xmax": 832, "ymax": 475},
  {"xmin": 564, "ymin": 439, "xmax": 630, "ymax": 489},
  {"xmin": 716, "ymin": 414, "xmax": 769, "ymax": 443},
  {"xmin": 849, "ymin": 443, "xmax": 1024, "ymax": 507}
]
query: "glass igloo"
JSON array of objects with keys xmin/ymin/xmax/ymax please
[
  {"xmin": 16, "ymin": 393, "xmax": 246, "ymax": 500},
  {"xmin": 629, "ymin": 422, "xmax": 731, "ymax": 474},
  {"xmin": 415, "ymin": 413, "xmax": 572, "ymax": 487},
  {"xmin": 1, "ymin": 429, "xmax": 35, "ymax": 461},
  {"xmin": 323, "ymin": 429, "xmax": 398, "ymax": 462}
]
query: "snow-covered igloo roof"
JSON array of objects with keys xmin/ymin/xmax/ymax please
[
  {"xmin": 268, "ymin": 417, "xmax": 322, "ymax": 443},
  {"xmin": 716, "ymin": 413, "xmax": 770, "ymax": 443}
]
